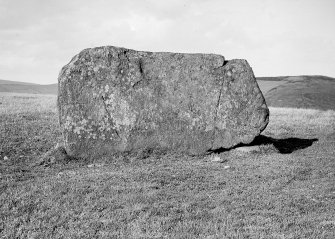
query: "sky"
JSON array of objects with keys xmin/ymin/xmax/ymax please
[{"xmin": 0, "ymin": 0, "xmax": 335, "ymax": 84}]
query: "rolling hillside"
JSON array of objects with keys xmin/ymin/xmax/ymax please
[
  {"xmin": 257, "ymin": 75, "xmax": 335, "ymax": 110},
  {"xmin": 0, "ymin": 79, "xmax": 57, "ymax": 95},
  {"xmin": 0, "ymin": 79, "xmax": 37, "ymax": 85}
]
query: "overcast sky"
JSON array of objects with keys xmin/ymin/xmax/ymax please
[{"xmin": 1, "ymin": 0, "xmax": 334, "ymax": 84}]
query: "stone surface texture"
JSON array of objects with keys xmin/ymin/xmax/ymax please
[{"xmin": 58, "ymin": 46, "xmax": 269, "ymax": 157}]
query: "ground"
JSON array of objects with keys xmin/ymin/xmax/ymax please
[{"xmin": 0, "ymin": 93, "xmax": 334, "ymax": 238}]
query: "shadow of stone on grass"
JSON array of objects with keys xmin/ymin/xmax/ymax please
[
  {"xmin": 249, "ymin": 135, "xmax": 318, "ymax": 154},
  {"xmin": 210, "ymin": 135, "xmax": 318, "ymax": 154}
]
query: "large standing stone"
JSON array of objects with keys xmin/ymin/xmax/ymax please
[{"xmin": 58, "ymin": 46, "xmax": 269, "ymax": 157}]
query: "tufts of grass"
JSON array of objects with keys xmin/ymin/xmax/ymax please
[
  {"xmin": 263, "ymin": 107, "xmax": 335, "ymax": 138},
  {"xmin": 0, "ymin": 93, "xmax": 60, "ymax": 162},
  {"xmin": 0, "ymin": 92, "xmax": 57, "ymax": 115}
]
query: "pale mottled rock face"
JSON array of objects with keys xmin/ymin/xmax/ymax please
[{"xmin": 58, "ymin": 46, "xmax": 269, "ymax": 157}]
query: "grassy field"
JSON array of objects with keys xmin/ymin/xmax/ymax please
[{"xmin": 1, "ymin": 93, "xmax": 335, "ymax": 238}]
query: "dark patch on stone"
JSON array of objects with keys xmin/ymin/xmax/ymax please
[{"xmin": 58, "ymin": 46, "xmax": 269, "ymax": 158}]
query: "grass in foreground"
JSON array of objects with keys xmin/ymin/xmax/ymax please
[{"xmin": 0, "ymin": 93, "xmax": 335, "ymax": 238}]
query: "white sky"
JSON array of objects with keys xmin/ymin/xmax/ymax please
[{"xmin": 1, "ymin": 0, "xmax": 335, "ymax": 84}]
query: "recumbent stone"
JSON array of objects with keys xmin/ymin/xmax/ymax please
[{"xmin": 58, "ymin": 46, "xmax": 269, "ymax": 157}]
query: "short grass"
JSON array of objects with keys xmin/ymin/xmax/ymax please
[
  {"xmin": 0, "ymin": 93, "xmax": 60, "ymax": 161},
  {"xmin": 1, "ymin": 93, "xmax": 335, "ymax": 238}
]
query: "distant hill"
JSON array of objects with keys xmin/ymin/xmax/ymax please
[
  {"xmin": 0, "ymin": 79, "xmax": 57, "ymax": 95},
  {"xmin": 257, "ymin": 75, "xmax": 335, "ymax": 111},
  {"xmin": 0, "ymin": 79, "xmax": 37, "ymax": 85}
]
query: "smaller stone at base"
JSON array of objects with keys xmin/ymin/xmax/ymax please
[
  {"xmin": 233, "ymin": 146, "xmax": 262, "ymax": 154},
  {"xmin": 211, "ymin": 155, "xmax": 226, "ymax": 163}
]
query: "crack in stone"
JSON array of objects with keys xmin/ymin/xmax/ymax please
[
  {"xmin": 211, "ymin": 60, "xmax": 228, "ymax": 149},
  {"xmin": 211, "ymin": 81, "xmax": 224, "ymax": 149},
  {"xmin": 132, "ymin": 58, "xmax": 149, "ymax": 89},
  {"xmin": 139, "ymin": 58, "xmax": 144, "ymax": 74}
]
